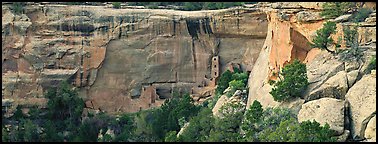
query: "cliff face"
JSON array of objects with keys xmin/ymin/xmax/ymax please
[
  {"xmin": 246, "ymin": 2, "xmax": 376, "ymax": 141},
  {"xmin": 2, "ymin": 4, "xmax": 267, "ymax": 113}
]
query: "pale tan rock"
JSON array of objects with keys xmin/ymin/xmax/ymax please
[
  {"xmin": 365, "ymin": 115, "xmax": 376, "ymax": 141},
  {"xmin": 337, "ymin": 130, "xmax": 350, "ymax": 142},
  {"xmin": 346, "ymin": 70, "xmax": 359, "ymax": 88},
  {"xmin": 298, "ymin": 98, "xmax": 345, "ymax": 135},
  {"xmin": 306, "ymin": 71, "xmax": 348, "ymax": 101},
  {"xmin": 212, "ymin": 95, "xmax": 229, "ymax": 117},
  {"xmin": 346, "ymin": 74, "xmax": 376, "ymax": 139}
]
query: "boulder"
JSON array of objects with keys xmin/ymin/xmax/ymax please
[
  {"xmin": 345, "ymin": 73, "xmax": 376, "ymax": 139},
  {"xmin": 212, "ymin": 95, "xmax": 229, "ymax": 117},
  {"xmin": 306, "ymin": 71, "xmax": 348, "ymax": 101},
  {"xmin": 305, "ymin": 51, "xmax": 345, "ymax": 100},
  {"xmin": 232, "ymin": 90, "xmax": 242, "ymax": 97},
  {"xmin": 346, "ymin": 70, "xmax": 359, "ymax": 88},
  {"xmin": 332, "ymin": 14, "xmax": 352, "ymax": 23},
  {"xmin": 296, "ymin": 11, "xmax": 322, "ymax": 22},
  {"xmin": 298, "ymin": 98, "xmax": 345, "ymax": 135},
  {"xmin": 344, "ymin": 61, "xmax": 361, "ymax": 72},
  {"xmin": 364, "ymin": 115, "xmax": 376, "ymax": 141},
  {"xmin": 277, "ymin": 97, "xmax": 305, "ymax": 116},
  {"xmin": 337, "ymin": 130, "xmax": 350, "ymax": 142}
]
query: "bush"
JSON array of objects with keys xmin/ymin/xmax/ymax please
[
  {"xmin": 164, "ymin": 131, "xmax": 178, "ymax": 142},
  {"xmin": 228, "ymin": 80, "xmax": 245, "ymax": 96},
  {"xmin": 216, "ymin": 70, "xmax": 233, "ymax": 95},
  {"xmin": 351, "ymin": 8, "xmax": 372, "ymax": 22},
  {"xmin": 179, "ymin": 108, "xmax": 215, "ymax": 142},
  {"xmin": 241, "ymin": 100, "xmax": 263, "ymax": 141},
  {"xmin": 339, "ymin": 25, "xmax": 363, "ymax": 61},
  {"xmin": 259, "ymin": 118, "xmax": 336, "ymax": 142},
  {"xmin": 11, "ymin": 2, "xmax": 25, "ymax": 14},
  {"xmin": 269, "ymin": 59, "xmax": 308, "ymax": 102},
  {"xmin": 310, "ymin": 21, "xmax": 337, "ymax": 54},
  {"xmin": 113, "ymin": 2, "xmax": 121, "ymax": 9},
  {"xmin": 365, "ymin": 56, "xmax": 376, "ymax": 74},
  {"xmin": 320, "ymin": 2, "xmax": 355, "ymax": 19},
  {"xmin": 45, "ymin": 81, "xmax": 84, "ymax": 131},
  {"xmin": 208, "ymin": 103, "xmax": 244, "ymax": 142}
]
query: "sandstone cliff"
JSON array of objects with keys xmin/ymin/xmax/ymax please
[
  {"xmin": 245, "ymin": 2, "xmax": 376, "ymax": 142},
  {"xmin": 2, "ymin": 3, "xmax": 267, "ymax": 114}
]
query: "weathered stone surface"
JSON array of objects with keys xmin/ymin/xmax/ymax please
[
  {"xmin": 2, "ymin": 4, "xmax": 268, "ymax": 113},
  {"xmin": 247, "ymin": 5, "xmax": 324, "ymax": 108},
  {"xmin": 298, "ymin": 98, "xmax": 345, "ymax": 135},
  {"xmin": 332, "ymin": 14, "xmax": 352, "ymax": 23},
  {"xmin": 365, "ymin": 115, "xmax": 376, "ymax": 141},
  {"xmin": 306, "ymin": 71, "xmax": 348, "ymax": 101},
  {"xmin": 346, "ymin": 70, "xmax": 359, "ymax": 88},
  {"xmin": 345, "ymin": 73, "xmax": 376, "ymax": 139},
  {"xmin": 304, "ymin": 51, "xmax": 345, "ymax": 101},
  {"xmin": 212, "ymin": 95, "xmax": 229, "ymax": 117},
  {"xmin": 337, "ymin": 130, "xmax": 350, "ymax": 142},
  {"xmin": 296, "ymin": 11, "xmax": 322, "ymax": 22}
]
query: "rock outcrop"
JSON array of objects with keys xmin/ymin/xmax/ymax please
[
  {"xmin": 345, "ymin": 73, "xmax": 376, "ymax": 140},
  {"xmin": 298, "ymin": 98, "xmax": 345, "ymax": 135},
  {"xmin": 364, "ymin": 115, "xmax": 376, "ymax": 141},
  {"xmin": 2, "ymin": 3, "xmax": 268, "ymax": 113}
]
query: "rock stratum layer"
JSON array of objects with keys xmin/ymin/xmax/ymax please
[{"xmin": 2, "ymin": 3, "xmax": 267, "ymax": 114}]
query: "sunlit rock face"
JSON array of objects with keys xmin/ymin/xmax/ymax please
[{"xmin": 2, "ymin": 3, "xmax": 267, "ymax": 114}]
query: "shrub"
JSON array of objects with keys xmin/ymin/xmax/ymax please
[
  {"xmin": 339, "ymin": 25, "xmax": 363, "ymax": 61},
  {"xmin": 216, "ymin": 70, "xmax": 233, "ymax": 95},
  {"xmin": 113, "ymin": 2, "xmax": 121, "ymax": 9},
  {"xmin": 208, "ymin": 103, "xmax": 244, "ymax": 142},
  {"xmin": 259, "ymin": 118, "xmax": 336, "ymax": 142},
  {"xmin": 11, "ymin": 2, "xmax": 25, "ymax": 14},
  {"xmin": 241, "ymin": 100, "xmax": 263, "ymax": 141},
  {"xmin": 269, "ymin": 59, "xmax": 308, "ymax": 102},
  {"xmin": 365, "ymin": 56, "xmax": 376, "ymax": 74},
  {"xmin": 45, "ymin": 81, "xmax": 84, "ymax": 131},
  {"xmin": 320, "ymin": 2, "xmax": 355, "ymax": 19},
  {"xmin": 351, "ymin": 8, "xmax": 372, "ymax": 22},
  {"xmin": 164, "ymin": 131, "xmax": 178, "ymax": 142},
  {"xmin": 310, "ymin": 21, "xmax": 337, "ymax": 54},
  {"xmin": 179, "ymin": 108, "xmax": 215, "ymax": 142},
  {"xmin": 228, "ymin": 80, "xmax": 245, "ymax": 96}
]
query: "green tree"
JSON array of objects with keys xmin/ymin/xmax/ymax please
[
  {"xmin": 164, "ymin": 131, "xmax": 178, "ymax": 142},
  {"xmin": 310, "ymin": 21, "xmax": 337, "ymax": 54},
  {"xmin": 259, "ymin": 118, "xmax": 336, "ymax": 142},
  {"xmin": 150, "ymin": 92, "xmax": 199, "ymax": 141},
  {"xmin": 365, "ymin": 56, "xmax": 376, "ymax": 74},
  {"xmin": 320, "ymin": 2, "xmax": 355, "ymax": 19},
  {"xmin": 208, "ymin": 103, "xmax": 244, "ymax": 142},
  {"xmin": 339, "ymin": 25, "xmax": 363, "ymax": 61},
  {"xmin": 41, "ymin": 120, "xmax": 64, "ymax": 142},
  {"xmin": 2, "ymin": 127, "xmax": 10, "ymax": 142},
  {"xmin": 241, "ymin": 100, "xmax": 263, "ymax": 141},
  {"xmin": 114, "ymin": 114, "xmax": 136, "ymax": 142},
  {"xmin": 113, "ymin": 2, "xmax": 121, "ymax": 9},
  {"xmin": 11, "ymin": 2, "xmax": 25, "ymax": 14},
  {"xmin": 21, "ymin": 119, "xmax": 40, "ymax": 142},
  {"xmin": 216, "ymin": 70, "xmax": 233, "ymax": 95},
  {"xmin": 351, "ymin": 8, "xmax": 372, "ymax": 22},
  {"xmin": 179, "ymin": 108, "xmax": 215, "ymax": 142},
  {"xmin": 45, "ymin": 81, "xmax": 84, "ymax": 131},
  {"xmin": 269, "ymin": 59, "xmax": 308, "ymax": 102}
]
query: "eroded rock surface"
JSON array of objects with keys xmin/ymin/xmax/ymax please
[
  {"xmin": 298, "ymin": 98, "xmax": 345, "ymax": 135},
  {"xmin": 345, "ymin": 73, "xmax": 376, "ymax": 140},
  {"xmin": 2, "ymin": 4, "xmax": 268, "ymax": 113}
]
